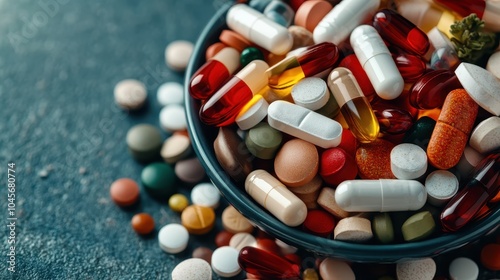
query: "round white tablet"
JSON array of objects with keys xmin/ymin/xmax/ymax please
[
  {"xmin": 235, "ymin": 95, "xmax": 269, "ymax": 130},
  {"xmin": 159, "ymin": 105, "xmax": 186, "ymax": 132},
  {"xmin": 469, "ymin": 116, "xmax": 500, "ymax": 154},
  {"xmin": 171, "ymin": 258, "xmax": 212, "ymax": 280},
  {"xmin": 165, "ymin": 40, "xmax": 194, "ymax": 71},
  {"xmin": 291, "ymin": 77, "xmax": 329, "ymax": 110},
  {"xmin": 114, "ymin": 79, "xmax": 147, "ymax": 110},
  {"xmin": 390, "ymin": 143, "xmax": 428, "ymax": 179},
  {"xmin": 211, "ymin": 246, "xmax": 241, "ymax": 277},
  {"xmin": 158, "ymin": 223, "xmax": 189, "ymax": 254},
  {"xmin": 157, "ymin": 82, "xmax": 184, "ymax": 107},
  {"xmin": 455, "ymin": 62, "xmax": 500, "ymax": 116},
  {"xmin": 396, "ymin": 258, "xmax": 436, "ymax": 280},
  {"xmin": 229, "ymin": 232, "xmax": 256, "ymax": 251},
  {"xmin": 190, "ymin": 182, "xmax": 220, "ymax": 209},
  {"xmin": 425, "ymin": 170, "xmax": 459, "ymax": 207},
  {"xmin": 449, "ymin": 257, "xmax": 479, "ymax": 280}
]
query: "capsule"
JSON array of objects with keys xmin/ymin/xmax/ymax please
[
  {"xmin": 227, "ymin": 4, "xmax": 293, "ymax": 55},
  {"xmin": 267, "ymin": 42, "xmax": 339, "ymax": 97},
  {"xmin": 392, "ymin": 53, "xmax": 427, "ymax": 83},
  {"xmin": 313, "ymin": 0, "xmax": 380, "ymax": 45},
  {"xmin": 335, "ymin": 179, "xmax": 427, "ymax": 212},
  {"xmin": 339, "ymin": 54, "xmax": 375, "ymax": 99},
  {"xmin": 199, "ymin": 60, "xmax": 269, "ymax": 126},
  {"xmin": 373, "ymin": 9, "xmax": 430, "ymax": 56},
  {"xmin": 350, "ymin": 25, "xmax": 404, "ymax": 100},
  {"xmin": 409, "ymin": 70, "xmax": 462, "ymax": 110},
  {"xmin": 373, "ymin": 108, "xmax": 414, "ymax": 135},
  {"xmin": 327, "ymin": 67, "xmax": 379, "ymax": 143},
  {"xmin": 238, "ymin": 246, "xmax": 301, "ymax": 280},
  {"xmin": 263, "ymin": 0, "xmax": 295, "ymax": 27},
  {"xmin": 435, "ymin": 0, "xmax": 500, "ymax": 32},
  {"xmin": 427, "ymin": 89, "xmax": 479, "ymax": 170},
  {"xmin": 189, "ymin": 47, "xmax": 240, "ymax": 100},
  {"xmin": 441, "ymin": 151, "xmax": 500, "ymax": 232},
  {"xmin": 245, "ymin": 169, "xmax": 308, "ymax": 226}
]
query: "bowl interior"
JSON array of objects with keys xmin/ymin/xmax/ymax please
[{"xmin": 184, "ymin": 3, "xmax": 500, "ymax": 262}]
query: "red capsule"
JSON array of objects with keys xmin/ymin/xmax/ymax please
[
  {"xmin": 373, "ymin": 9, "xmax": 430, "ymax": 56},
  {"xmin": 392, "ymin": 53, "xmax": 427, "ymax": 83},
  {"xmin": 238, "ymin": 246, "xmax": 301, "ymax": 280},
  {"xmin": 302, "ymin": 209, "xmax": 336, "ymax": 237},
  {"xmin": 434, "ymin": 0, "xmax": 486, "ymax": 19},
  {"xmin": 190, "ymin": 47, "xmax": 240, "ymax": 100},
  {"xmin": 409, "ymin": 70, "xmax": 462, "ymax": 110},
  {"xmin": 440, "ymin": 151, "xmax": 500, "ymax": 232},
  {"xmin": 339, "ymin": 54, "xmax": 376, "ymax": 99},
  {"xmin": 373, "ymin": 108, "xmax": 414, "ymax": 135}
]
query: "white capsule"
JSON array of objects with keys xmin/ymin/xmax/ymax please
[
  {"xmin": 313, "ymin": 0, "xmax": 380, "ymax": 45},
  {"xmin": 245, "ymin": 169, "xmax": 307, "ymax": 227},
  {"xmin": 335, "ymin": 179, "xmax": 427, "ymax": 212},
  {"xmin": 350, "ymin": 25, "xmax": 404, "ymax": 100},
  {"xmin": 227, "ymin": 4, "xmax": 293, "ymax": 55}
]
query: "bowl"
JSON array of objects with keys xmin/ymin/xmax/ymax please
[{"xmin": 184, "ymin": 2, "xmax": 500, "ymax": 262}]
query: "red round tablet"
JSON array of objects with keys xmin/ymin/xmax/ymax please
[
  {"xmin": 109, "ymin": 178, "xmax": 140, "ymax": 207},
  {"xmin": 320, "ymin": 147, "xmax": 357, "ymax": 186},
  {"xmin": 302, "ymin": 209, "xmax": 336, "ymax": 237},
  {"xmin": 215, "ymin": 230, "xmax": 234, "ymax": 247},
  {"xmin": 480, "ymin": 243, "xmax": 500, "ymax": 271}
]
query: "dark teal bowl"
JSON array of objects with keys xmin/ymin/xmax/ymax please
[{"xmin": 185, "ymin": 3, "xmax": 500, "ymax": 263}]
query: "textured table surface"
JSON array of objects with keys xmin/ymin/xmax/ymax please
[{"xmin": 1, "ymin": 0, "xmax": 500, "ymax": 279}]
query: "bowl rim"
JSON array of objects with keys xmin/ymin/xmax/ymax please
[{"xmin": 184, "ymin": 2, "xmax": 500, "ymax": 262}]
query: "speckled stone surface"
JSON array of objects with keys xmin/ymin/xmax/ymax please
[{"xmin": 0, "ymin": 0, "xmax": 237, "ymax": 279}]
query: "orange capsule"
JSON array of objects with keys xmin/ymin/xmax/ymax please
[{"xmin": 427, "ymin": 89, "xmax": 478, "ymax": 169}]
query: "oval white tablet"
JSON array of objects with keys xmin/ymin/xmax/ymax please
[
  {"xmin": 191, "ymin": 182, "xmax": 220, "ymax": 209},
  {"xmin": 291, "ymin": 77, "xmax": 329, "ymax": 110},
  {"xmin": 211, "ymin": 246, "xmax": 241, "ymax": 277},
  {"xmin": 158, "ymin": 224, "xmax": 189, "ymax": 254},
  {"xmin": 229, "ymin": 232, "xmax": 256, "ymax": 251},
  {"xmin": 469, "ymin": 116, "xmax": 500, "ymax": 154},
  {"xmin": 159, "ymin": 105, "xmax": 187, "ymax": 132},
  {"xmin": 157, "ymin": 82, "xmax": 184, "ymax": 107},
  {"xmin": 114, "ymin": 79, "xmax": 147, "ymax": 110}
]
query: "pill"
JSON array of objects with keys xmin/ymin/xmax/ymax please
[
  {"xmin": 238, "ymin": 246, "xmax": 301, "ymax": 279},
  {"xmin": 109, "ymin": 178, "xmax": 140, "ymax": 207},
  {"xmin": 165, "ymin": 40, "xmax": 193, "ymax": 71},
  {"xmin": 158, "ymin": 223, "xmax": 189, "ymax": 254},
  {"xmin": 171, "ymin": 258, "xmax": 212, "ymax": 280},
  {"xmin": 408, "ymin": 70, "xmax": 461, "ymax": 110},
  {"xmin": 288, "ymin": 25, "xmax": 314, "ymax": 50},
  {"xmin": 168, "ymin": 193, "xmax": 189, "ymax": 213},
  {"xmin": 268, "ymin": 100, "xmax": 343, "ymax": 149},
  {"xmin": 181, "ymin": 205, "xmax": 215, "ymax": 235},
  {"xmin": 302, "ymin": 268, "xmax": 320, "ymax": 280},
  {"xmin": 230, "ymin": 232, "xmax": 257, "ymax": 251},
  {"xmin": 424, "ymin": 170, "xmax": 459, "ymax": 207},
  {"xmin": 319, "ymin": 147, "xmax": 357, "ymax": 186},
  {"xmin": 288, "ymin": 175, "xmax": 322, "ymax": 209},
  {"xmin": 192, "ymin": 247, "xmax": 213, "ymax": 264},
  {"xmin": 470, "ymin": 116, "xmax": 500, "ymax": 154},
  {"xmin": 396, "ymin": 258, "xmax": 436, "ymax": 280},
  {"xmin": 175, "ymin": 157, "xmax": 206, "ymax": 184},
  {"xmin": 214, "ymin": 127, "xmax": 253, "ymax": 183},
  {"xmin": 227, "ymin": 4, "xmax": 293, "ymax": 55},
  {"xmin": 157, "ymin": 82, "xmax": 184, "ymax": 107},
  {"xmin": 317, "ymin": 187, "xmax": 350, "ymax": 220},
  {"xmin": 333, "ymin": 216, "xmax": 373, "ymax": 242},
  {"xmin": 338, "ymin": 54, "xmax": 376, "ymax": 99},
  {"xmin": 315, "ymin": 88, "xmax": 341, "ymax": 119},
  {"xmin": 263, "ymin": 0, "xmax": 294, "ymax": 27},
  {"xmin": 302, "ymin": 209, "xmax": 336, "ymax": 237},
  {"xmin": 126, "ymin": 124, "xmax": 162, "ymax": 162},
  {"xmin": 455, "ymin": 62, "xmax": 500, "ymax": 116},
  {"xmin": 131, "ymin": 213, "xmax": 155, "ymax": 235},
  {"xmin": 402, "ymin": 116, "xmax": 436, "ymax": 150},
  {"xmin": 487, "ymin": 50, "xmax": 500, "ymax": 80},
  {"xmin": 222, "ymin": 205, "xmax": 254, "ymax": 234},
  {"xmin": 313, "ymin": 0, "xmax": 380, "ymax": 45},
  {"xmin": 160, "ymin": 133, "xmax": 191, "ymax": 164},
  {"xmin": 390, "ymin": 143, "xmax": 427, "ymax": 180},
  {"xmin": 373, "ymin": 107, "xmax": 414, "ymax": 135},
  {"xmin": 448, "ymin": 257, "xmax": 479, "ymax": 280},
  {"xmin": 236, "ymin": 95, "xmax": 270, "ymax": 130},
  {"xmin": 319, "ymin": 258, "xmax": 355, "ymax": 280},
  {"xmin": 401, "ymin": 211, "xmax": 435, "ymax": 242},
  {"xmin": 141, "ymin": 162, "xmax": 177, "ymax": 199},
  {"xmin": 480, "ymin": 243, "xmax": 500, "ymax": 271},
  {"xmin": 190, "ymin": 182, "xmax": 220, "ymax": 209},
  {"xmin": 205, "ymin": 42, "xmax": 227, "ymax": 60},
  {"xmin": 427, "ymin": 89, "xmax": 479, "ymax": 169},
  {"xmin": 274, "ymin": 138, "xmax": 319, "ymax": 187},
  {"xmin": 245, "ymin": 122, "xmax": 282, "ymax": 160},
  {"xmin": 219, "ymin": 29, "xmax": 253, "ymax": 52},
  {"xmin": 351, "ymin": 25, "xmax": 404, "ymax": 100},
  {"xmin": 245, "ymin": 169, "xmax": 308, "ymax": 226},
  {"xmin": 215, "ymin": 230, "xmax": 234, "ymax": 247},
  {"xmin": 372, "ymin": 213, "xmax": 394, "ymax": 243},
  {"xmin": 294, "ymin": 0, "xmax": 332, "ymax": 33},
  {"xmin": 456, "ymin": 145, "xmax": 485, "ymax": 177},
  {"xmin": 356, "ymin": 139, "xmax": 396, "ymax": 179},
  {"xmin": 114, "ymin": 79, "xmax": 147, "ymax": 111},
  {"xmin": 291, "ymin": 77, "xmax": 329, "ymax": 111},
  {"xmin": 240, "ymin": 47, "xmax": 265, "ymax": 67},
  {"xmin": 159, "ymin": 105, "xmax": 186, "ymax": 132},
  {"xmin": 275, "ymin": 239, "xmax": 298, "ymax": 255},
  {"xmin": 211, "ymin": 246, "xmax": 241, "ymax": 277}
]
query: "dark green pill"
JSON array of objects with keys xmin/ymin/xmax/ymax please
[
  {"xmin": 402, "ymin": 116, "xmax": 436, "ymax": 150},
  {"xmin": 141, "ymin": 162, "xmax": 177, "ymax": 199},
  {"xmin": 240, "ymin": 47, "xmax": 265, "ymax": 67},
  {"xmin": 126, "ymin": 124, "xmax": 162, "ymax": 162}
]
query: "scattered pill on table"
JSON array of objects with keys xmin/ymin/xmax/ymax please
[
  {"xmin": 131, "ymin": 213, "xmax": 155, "ymax": 235},
  {"xmin": 181, "ymin": 205, "xmax": 215, "ymax": 235},
  {"xmin": 230, "ymin": 232, "xmax": 256, "ymax": 251},
  {"xmin": 221, "ymin": 205, "xmax": 254, "ymax": 234},
  {"xmin": 291, "ymin": 77, "xmax": 329, "ymax": 111},
  {"xmin": 109, "ymin": 178, "xmax": 140, "ymax": 207},
  {"xmin": 190, "ymin": 182, "xmax": 220, "ymax": 208},
  {"xmin": 165, "ymin": 40, "xmax": 194, "ymax": 71},
  {"xmin": 168, "ymin": 193, "xmax": 189, "ymax": 213},
  {"xmin": 157, "ymin": 82, "xmax": 184, "ymax": 107},
  {"xmin": 171, "ymin": 258, "xmax": 212, "ymax": 280},
  {"xmin": 159, "ymin": 105, "xmax": 187, "ymax": 132},
  {"xmin": 158, "ymin": 223, "xmax": 189, "ymax": 254},
  {"xmin": 192, "ymin": 247, "xmax": 213, "ymax": 264},
  {"xmin": 114, "ymin": 79, "xmax": 147, "ymax": 111},
  {"xmin": 175, "ymin": 157, "xmax": 206, "ymax": 184},
  {"xmin": 126, "ymin": 124, "xmax": 163, "ymax": 162},
  {"xmin": 160, "ymin": 133, "xmax": 192, "ymax": 164},
  {"xmin": 211, "ymin": 246, "xmax": 242, "ymax": 277},
  {"xmin": 448, "ymin": 257, "xmax": 479, "ymax": 280},
  {"xmin": 141, "ymin": 162, "xmax": 177, "ymax": 200}
]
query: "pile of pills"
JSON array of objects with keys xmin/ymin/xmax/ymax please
[{"xmin": 107, "ymin": 0, "xmax": 500, "ymax": 279}]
